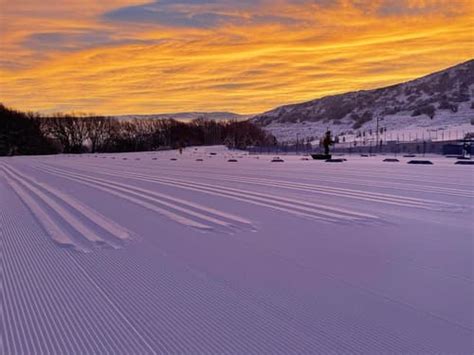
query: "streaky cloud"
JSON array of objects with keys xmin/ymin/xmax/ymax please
[{"xmin": 103, "ymin": 1, "xmax": 299, "ymax": 28}]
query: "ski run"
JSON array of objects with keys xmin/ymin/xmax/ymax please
[{"xmin": 1, "ymin": 146, "xmax": 473, "ymax": 354}]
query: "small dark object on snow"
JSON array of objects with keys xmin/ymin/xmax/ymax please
[
  {"xmin": 311, "ymin": 154, "xmax": 331, "ymax": 160},
  {"xmin": 326, "ymin": 159, "xmax": 345, "ymax": 163},
  {"xmin": 196, "ymin": 159, "xmax": 204, "ymax": 162},
  {"xmin": 170, "ymin": 158, "xmax": 178, "ymax": 161},
  {"xmin": 301, "ymin": 157, "xmax": 310, "ymax": 161},
  {"xmin": 403, "ymin": 154, "xmax": 416, "ymax": 158},
  {"xmin": 271, "ymin": 157, "xmax": 285, "ymax": 163},
  {"xmin": 407, "ymin": 160, "xmax": 433, "ymax": 165},
  {"xmin": 360, "ymin": 154, "xmax": 369, "ymax": 157},
  {"xmin": 111, "ymin": 157, "xmax": 116, "ymax": 159},
  {"xmin": 123, "ymin": 158, "xmax": 128, "ymax": 160},
  {"xmin": 455, "ymin": 161, "xmax": 474, "ymax": 165},
  {"xmin": 152, "ymin": 158, "xmax": 158, "ymax": 160},
  {"xmin": 228, "ymin": 159, "xmax": 238, "ymax": 162},
  {"xmin": 383, "ymin": 158, "xmax": 400, "ymax": 162},
  {"xmin": 210, "ymin": 152, "xmax": 217, "ymax": 156}
]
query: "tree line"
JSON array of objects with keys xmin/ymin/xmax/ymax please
[{"xmin": 0, "ymin": 104, "xmax": 276, "ymax": 156}]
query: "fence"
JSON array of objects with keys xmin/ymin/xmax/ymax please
[{"xmin": 247, "ymin": 139, "xmax": 470, "ymax": 156}]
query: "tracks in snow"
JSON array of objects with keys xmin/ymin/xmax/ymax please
[
  {"xmin": 159, "ymin": 171, "xmax": 461, "ymax": 212},
  {"xmin": 94, "ymin": 160, "xmax": 464, "ymax": 211},
  {"xmin": 35, "ymin": 164, "xmax": 255, "ymax": 234},
  {"xmin": 1, "ymin": 163, "xmax": 134, "ymax": 253},
  {"xmin": 41, "ymin": 162, "xmax": 380, "ymax": 224},
  {"xmin": 164, "ymin": 165, "xmax": 474, "ymax": 199},
  {"xmin": 1, "ymin": 194, "xmax": 156, "ymax": 354},
  {"xmin": 139, "ymin": 159, "xmax": 473, "ymax": 198}
]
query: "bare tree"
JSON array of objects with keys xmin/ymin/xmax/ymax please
[
  {"xmin": 41, "ymin": 114, "xmax": 89, "ymax": 153},
  {"xmin": 84, "ymin": 117, "xmax": 116, "ymax": 152}
]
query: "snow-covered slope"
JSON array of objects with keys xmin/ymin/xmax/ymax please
[
  {"xmin": 1, "ymin": 148, "xmax": 473, "ymax": 353},
  {"xmin": 113, "ymin": 111, "xmax": 249, "ymax": 122},
  {"xmin": 253, "ymin": 59, "xmax": 474, "ymax": 142}
]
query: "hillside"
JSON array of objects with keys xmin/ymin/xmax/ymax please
[
  {"xmin": 252, "ymin": 59, "xmax": 474, "ymax": 142},
  {"xmin": 114, "ymin": 111, "xmax": 249, "ymax": 122}
]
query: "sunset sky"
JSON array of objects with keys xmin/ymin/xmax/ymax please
[{"xmin": 0, "ymin": 0, "xmax": 473, "ymax": 115}]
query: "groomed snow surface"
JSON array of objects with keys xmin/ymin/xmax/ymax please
[{"xmin": 1, "ymin": 146, "xmax": 473, "ymax": 354}]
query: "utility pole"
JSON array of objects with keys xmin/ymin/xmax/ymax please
[{"xmin": 376, "ymin": 115, "xmax": 379, "ymax": 152}]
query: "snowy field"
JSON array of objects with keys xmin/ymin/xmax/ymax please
[
  {"xmin": 265, "ymin": 102, "xmax": 473, "ymax": 144},
  {"xmin": 1, "ymin": 146, "xmax": 473, "ymax": 354}
]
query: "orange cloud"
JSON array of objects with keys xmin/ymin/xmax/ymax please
[{"xmin": 0, "ymin": 0, "xmax": 473, "ymax": 115}]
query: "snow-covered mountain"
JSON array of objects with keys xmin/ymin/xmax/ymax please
[
  {"xmin": 113, "ymin": 111, "xmax": 249, "ymax": 122},
  {"xmin": 252, "ymin": 59, "xmax": 474, "ymax": 142}
]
